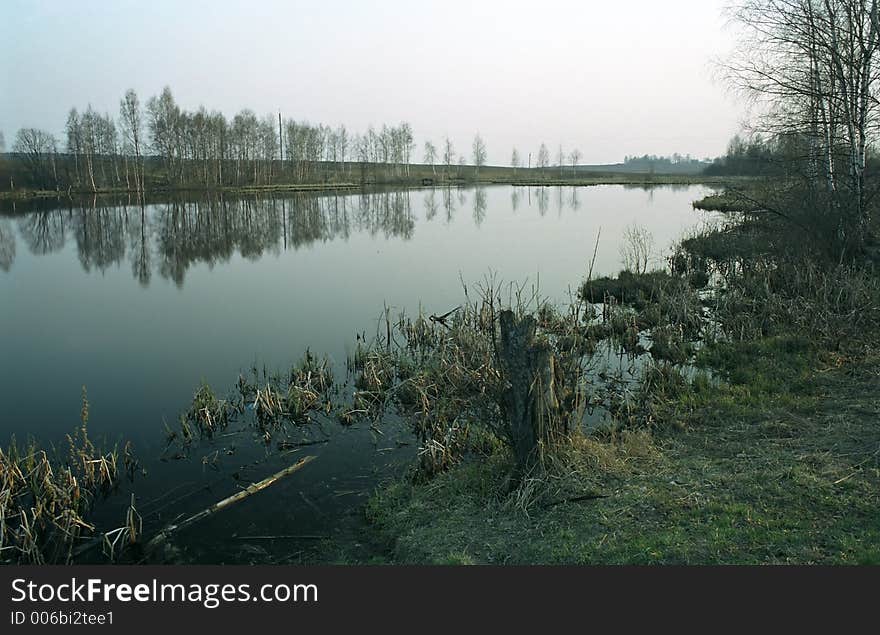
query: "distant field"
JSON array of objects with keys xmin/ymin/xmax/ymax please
[{"xmin": 0, "ymin": 154, "xmax": 743, "ymax": 201}]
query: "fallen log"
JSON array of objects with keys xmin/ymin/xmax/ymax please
[{"xmin": 144, "ymin": 455, "xmax": 316, "ymax": 554}]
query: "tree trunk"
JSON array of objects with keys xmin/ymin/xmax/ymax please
[{"xmin": 497, "ymin": 310, "xmax": 565, "ymax": 478}]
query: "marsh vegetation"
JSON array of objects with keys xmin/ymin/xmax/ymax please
[
  {"xmin": 1, "ymin": 173, "xmax": 877, "ymax": 563},
  {"xmin": 4, "ymin": 0, "xmax": 880, "ymax": 565}
]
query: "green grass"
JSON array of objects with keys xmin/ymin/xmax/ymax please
[
  {"xmin": 695, "ymin": 336, "xmax": 818, "ymax": 395},
  {"xmin": 352, "ymin": 335, "xmax": 880, "ymax": 564}
]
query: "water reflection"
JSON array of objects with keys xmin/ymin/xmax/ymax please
[
  {"xmin": 442, "ymin": 187, "xmax": 455, "ymax": 222},
  {"xmin": 569, "ymin": 187, "xmax": 581, "ymax": 211},
  {"xmin": 1, "ymin": 183, "xmax": 717, "ymax": 447},
  {"xmin": 3, "ymin": 191, "xmax": 421, "ymax": 286},
  {"xmin": 537, "ymin": 188, "xmax": 549, "ymax": 216},
  {"xmin": 473, "ymin": 187, "xmax": 487, "ymax": 226},
  {"xmin": 19, "ymin": 211, "xmax": 68, "ymax": 255},
  {"xmin": 424, "ymin": 189, "xmax": 438, "ymax": 221},
  {"xmin": 0, "ymin": 220, "xmax": 15, "ymax": 271},
  {"xmin": 0, "ymin": 184, "xmax": 715, "ymax": 287}
]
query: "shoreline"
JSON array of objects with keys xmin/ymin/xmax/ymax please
[{"xmin": 0, "ymin": 174, "xmax": 745, "ymax": 203}]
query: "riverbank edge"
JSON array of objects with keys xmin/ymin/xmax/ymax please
[
  {"xmin": 0, "ymin": 175, "xmax": 748, "ymax": 202},
  {"xmin": 349, "ymin": 334, "xmax": 879, "ymax": 565}
]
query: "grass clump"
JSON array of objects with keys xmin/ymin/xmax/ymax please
[
  {"xmin": 0, "ymin": 389, "xmax": 124, "ymax": 564},
  {"xmin": 649, "ymin": 325, "xmax": 694, "ymax": 364},
  {"xmin": 580, "ymin": 270, "xmax": 673, "ymax": 310},
  {"xmin": 185, "ymin": 382, "xmax": 232, "ymax": 439},
  {"xmin": 346, "ymin": 279, "xmax": 599, "ymax": 478},
  {"xmin": 692, "ymin": 191, "xmax": 761, "ymax": 213}
]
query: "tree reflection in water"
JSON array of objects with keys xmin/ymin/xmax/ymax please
[{"xmin": 4, "ymin": 190, "xmax": 418, "ymax": 286}]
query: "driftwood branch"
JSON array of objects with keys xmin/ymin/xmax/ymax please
[{"xmin": 144, "ymin": 455, "xmax": 316, "ymax": 554}]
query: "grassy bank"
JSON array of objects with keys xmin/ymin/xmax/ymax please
[
  {"xmin": 359, "ymin": 339, "xmax": 878, "ymax": 564},
  {"xmin": 338, "ymin": 212, "xmax": 880, "ymax": 565}
]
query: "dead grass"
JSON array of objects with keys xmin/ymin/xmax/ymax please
[{"xmin": 0, "ymin": 388, "xmax": 123, "ymax": 564}]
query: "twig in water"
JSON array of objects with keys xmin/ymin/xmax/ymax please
[
  {"xmin": 144, "ymin": 456, "xmax": 316, "ymax": 554},
  {"xmin": 587, "ymin": 227, "xmax": 602, "ymax": 283}
]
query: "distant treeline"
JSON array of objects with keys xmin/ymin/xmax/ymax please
[
  {"xmin": 0, "ymin": 86, "xmax": 512, "ymax": 193},
  {"xmin": 577, "ymin": 154, "xmax": 711, "ymax": 176},
  {"xmin": 702, "ymin": 135, "xmax": 783, "ymax": 176},
  {"xmin": 1, "ymin": 85, "xmax": 725, "ymax": 193},
  {"xmin": 700, "ymin": 133, "xmax": 880, "ymax": 178},
  {"xmin": 1, "ymin": 87, "xmax": 428, "ymax": 192}
]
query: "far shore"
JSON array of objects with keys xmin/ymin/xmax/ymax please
[{"xmin": 0, "ymin": 173, "xmax": 746, "ymax": 202}]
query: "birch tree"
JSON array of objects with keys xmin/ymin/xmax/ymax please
[
  {"xmin": 424, "ymin": 140, "xmax": 437, "ymax": 174},
  {"xmin": 146, "ymin": 87, "xmax": 181, "ymax": 184},
  {"xmin": 537, "ymin": 143, "xmax": 550, "ymax": 177},
  {"xmin": 472, "ymin": 133, "xmax": 487, "ymax": 177},
  {"xmin": 569, "ymin": 148, "xmax": 582, "ymax": 176},
  {"xmin": 120, "ymin": 90, "xmax": 144, "ymax": 190},
  {"xmin": 726, "ymin": 0, "xmax": 880, "ymax": 253},
  {"xmin": 443, "ymin": 137, "xmax": 455, "ymax": 178},
  {"xmin": 66, "ymin": 109, "xmax": 83, "ymax": 187}
]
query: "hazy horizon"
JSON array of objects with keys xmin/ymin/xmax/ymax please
[{"xmin": 1, "ymin": 0, "xmax": 744, "ymax": 164}]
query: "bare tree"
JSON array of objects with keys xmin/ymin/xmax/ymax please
[
  {"xmin": 472, "ymin": 133, "xmax": 487, "ymax": 178},
  {"xmin": 620, "ymin": 222, "xmax": 654, "ymax": 274},
  {"xmin": 725, "ymin": 0, "xmax": 880, "ymax": 254},
  {"xmin": 13, "ymin": 128, "xmax": 57, "ymax": 189},
  {"xmin": 537, "ymin": 143, "xmax": 550, "ymax": 177},
  {"xmin": 65, "ymin": 109, "xmax": 82, "ymax": 187},
  {"xmin": 424, "ymin": 140, "xmax": 437, "ymax": 174},
  {"xmin": 336, "ymin": 125, "xmax": 348, "ymax": 175},
  {"xmin": 511, "ymin": 147, "xmax": 520, "ymax": 176},
  {"xmin": 146, "ymin": 86, "xmax": 181, "ymax": 184},
  {"xmin": 400, "ymin": 122, "xmax": 414, "ymax": 176},
  {"xmin": 119, "ymin": 89, "xmax": 144, "ymax": 192},
  {"xmin": 0, "ymin": 131, "xmax": 5, "ymax": 154},
  {"xmin": 569, "ymin": 148, "xmax": 582, "ymax": 176},
  {"xmin": 443, "ymin": 137, "xmax": 455, "ymax": 178}
]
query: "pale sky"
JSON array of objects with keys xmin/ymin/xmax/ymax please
[{"xmin": 0, "ymin": 0, "xmax": 745, "ymax": 164}]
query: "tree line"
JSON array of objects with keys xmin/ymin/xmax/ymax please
[
  {"xmin": 3, "ymin": 86, "xmax": 597, "ymax": 192},
  {"xmin": 703, "ymin": 134, "xmax": 786, "ymax": 176},
  {"xmin": 725, "ymin": 0, "xmax": 880, "ymax": 256},
  {"xmin": 8, "ymin": 87, "xmax": 423, "ymax": 191}
]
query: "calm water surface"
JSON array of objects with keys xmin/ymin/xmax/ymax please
[{"xmin": 0, "ymin": 184, "xmax": 715, "ymax": 561}]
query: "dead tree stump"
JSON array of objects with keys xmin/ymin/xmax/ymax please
[{"xmin": 498, "ymin": 309, "xmax": 565, "ymax": 477}]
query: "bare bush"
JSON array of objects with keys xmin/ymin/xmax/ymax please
[{"xmin": 619, "ymin": 222, "xmax": 654, "ymax": 274}]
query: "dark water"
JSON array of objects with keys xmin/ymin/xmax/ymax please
[{"xmin": 0, "ymin": 184, "xmax": 714, "ymax": 561}]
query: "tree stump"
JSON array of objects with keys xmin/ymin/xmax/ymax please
[{"xmin": 497, "ymin": 309, "xmax": 564, "ymax": 478}]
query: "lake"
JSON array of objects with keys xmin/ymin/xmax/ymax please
[{"xmin": 0, "ymin": 184, "xmax": 716, "ymax": 561}]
